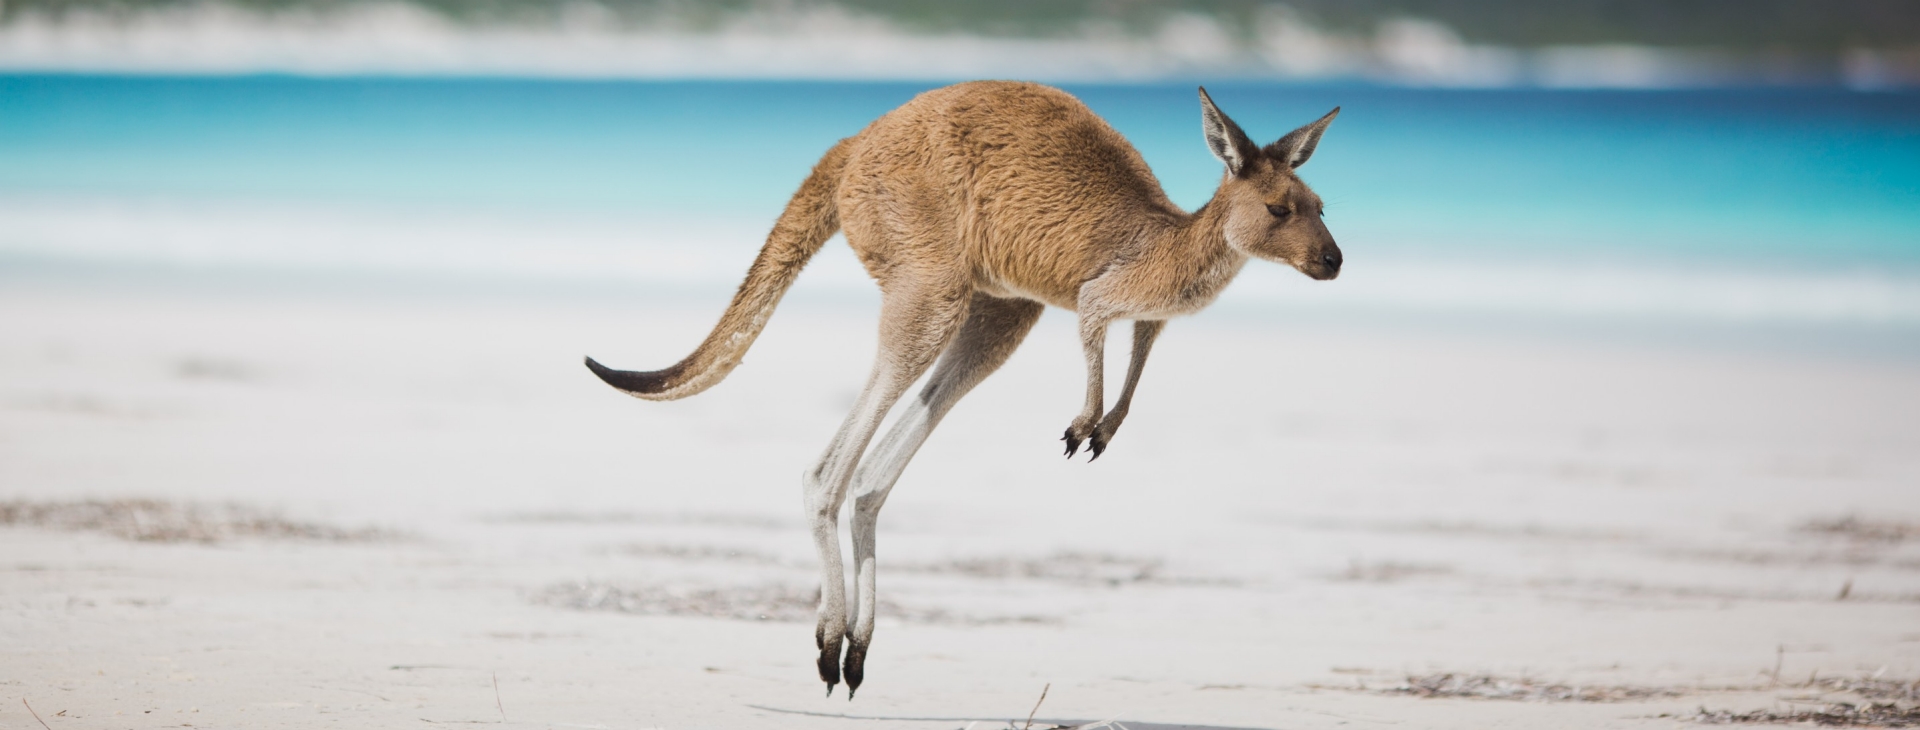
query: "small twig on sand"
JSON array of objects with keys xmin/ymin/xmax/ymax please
[
  {"xmin": 1771, "ymin": 645, "xmax": 1785, "ymax": 688},
  {"xmin": 1024, "ymin": 683, "xmax": 1050, "ymax": 730},
  {"xmin": 23, "ymin": 698, "xmax": 53, "ymax": 730},
  {"xmin": 492, "ymin": 672, "xmax": 505, "ymax": 723}
]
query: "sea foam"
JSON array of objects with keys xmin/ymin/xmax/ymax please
[{"xmin": 5, "ymin": 196, "xmax": 1914, "ymax": 326}]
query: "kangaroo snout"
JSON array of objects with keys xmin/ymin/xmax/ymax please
[{"xmin": 1306, "ymin": 246, "xmax": 1342, "ymax": 280}]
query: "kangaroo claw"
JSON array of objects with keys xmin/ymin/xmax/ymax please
[{"xmin": 1062, "ymin": 429, "xmax": 1082, "ymax": 457}]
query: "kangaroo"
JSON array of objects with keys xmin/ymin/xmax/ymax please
[{"xmin": 585, "ymin": 81, "xmax": 1341, "ymax": 698}]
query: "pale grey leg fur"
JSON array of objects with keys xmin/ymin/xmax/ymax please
[
  {"xmin": 843, "ymin": 294, "xmax": 1044, "ymax": 693},
  {"xmin": 805, "ymin": 285, "xmax": 970, "ymax": 696}
]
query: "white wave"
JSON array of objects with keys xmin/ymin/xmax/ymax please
[
  {"xmin": 4, "ymin": 197, "xmax": 1916, "ymax": 326},
  {"xmin": 0, "ymin": 2, "xmax": 1764, "ymax": 87},
  {"xmin": 0, "ymin": 196, "xmax": 865, "ymax": 286},
  {"xmin": 1221, "ymin": 258, "xmax": 1920, "ymax": 326}
]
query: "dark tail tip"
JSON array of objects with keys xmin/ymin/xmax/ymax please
[
  {"xmin": 583, "ymin": 355, "xmax": 617, "ymax": 385},
  {"xmin": 584, "ymin": 355, "xmax": 673, "ymax": 396},
  {"xmin": 583, "ymin": 355, "xmax": 613, "ymax": 378}
]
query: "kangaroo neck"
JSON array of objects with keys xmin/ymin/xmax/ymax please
[
  {"xmin": 1174, "ymin": 191, "xmax": 1240, "ymax": 261},
  {"xmin": 1132, "ymin": 187, "xmax": 1249, "ymax": 315}
]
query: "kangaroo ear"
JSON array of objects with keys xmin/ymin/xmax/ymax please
[
  {"xmin": 1267, "ymin": 107, "xmax": 1340, "ymax": 170},
  {"xmin": 1198, "ymin": 87, "xmax": 1257, "ymax": 176}
]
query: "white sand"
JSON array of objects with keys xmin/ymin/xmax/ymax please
[{"xmin": 4, "ymin": 274, "xmax": 1918, "ymax": 729}]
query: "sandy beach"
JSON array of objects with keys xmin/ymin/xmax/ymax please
[{"xmin": 4, "ymin": 265, "xmax": 1917, "ymax": 729}]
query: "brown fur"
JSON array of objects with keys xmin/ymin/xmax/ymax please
[{"xmin": 586, "ymin": 81, "xmax": 1342, "ymax": 696}]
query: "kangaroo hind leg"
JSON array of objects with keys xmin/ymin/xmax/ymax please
[
  {"xmin": 804, "ymin": 282, "xmax": 971, "ymax": 697},
  {"xmin": 843, "ymin": 293, "xmax": 1044, "ymax": 696}
]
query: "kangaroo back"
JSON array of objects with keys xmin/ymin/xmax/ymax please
[{"xmin": 585, "ymin": 137, "xmax": 852, "ymax": 400}]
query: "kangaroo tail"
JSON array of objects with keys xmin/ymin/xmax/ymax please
[{"xmin": 585, "ymin": 137, "xmax": 852, "ymax": 401}]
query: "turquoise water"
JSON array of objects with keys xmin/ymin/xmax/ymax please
[{"xmin": 3, "ymin": 75, "xmax": 1919, "ymax": 329}]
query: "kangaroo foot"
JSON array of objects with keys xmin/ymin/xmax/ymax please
[
  {"xmin": 1061, "ymin": 428, "xmax": 1083, "ymax": 457},
  {"xmin": 815, "ymin": 628, "xmax": 843, "ymax": 696},
  {"xmin": 843, "ymin": 640, "xmax": 868, "ymax": 700}
]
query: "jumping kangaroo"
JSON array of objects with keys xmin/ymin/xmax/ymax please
[{"xmin": 585, "ymin": 81, "xmax": 1341, "ymax": 697}]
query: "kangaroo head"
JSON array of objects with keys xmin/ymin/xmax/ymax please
[{"xmin": 1198, "ymin": 88, "xmax": 1342, "ymax": 281}]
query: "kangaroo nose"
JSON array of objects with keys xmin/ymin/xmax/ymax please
[{"xmin": 1322, "ymin": 252, "xmax": 1342, "ymax": 269}]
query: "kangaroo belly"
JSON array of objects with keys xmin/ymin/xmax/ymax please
[{"xmin": 972, "ymin": 269, "xmax": 1075, "ymax": 310}]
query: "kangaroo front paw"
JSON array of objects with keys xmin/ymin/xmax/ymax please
[
  {"xmin": 1061, "ymin": 415, "xmax": 1098, "ymax": 458},
  {"xmin": 1087, "ymin": 412, "xmax": 1127, "ymax": 461},
  {"xmin": 1088, "ymin": 422, "xmax": 1117, "ymax": 461}
]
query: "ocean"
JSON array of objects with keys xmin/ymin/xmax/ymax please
[{"xmin": 3, "ymin": 75, "xmax": 1918, "ymax": 333}]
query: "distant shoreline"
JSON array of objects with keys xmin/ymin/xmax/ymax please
[{"xmin": 0, "ymin": 3, "xmax": 1913, "ymax": 89}]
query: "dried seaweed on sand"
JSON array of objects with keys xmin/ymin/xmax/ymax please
[
  {"xmin": 1677, "ymin": 702, "xmax": 1920, "ymax": 727},
  {"xmin": 1381, "ymin": 672, "xmax": 1686, "ymax": 702},
  {"xmin": 0, "ymin": 499, "xmax": 395, "ymax": 543},
  {"xmin": 535, "ymin": 581, "xmax": 1056, "ymax": 626}
]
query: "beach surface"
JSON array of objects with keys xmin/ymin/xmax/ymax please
[{"xmin": 4, "ymin": 270, "xmax": 1917, "ymax": 730}]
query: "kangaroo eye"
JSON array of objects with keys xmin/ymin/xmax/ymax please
[{"xmin": 1267, "ymin": 204, "xmax": 1292, "ymax": 218}]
